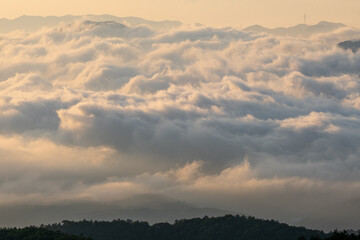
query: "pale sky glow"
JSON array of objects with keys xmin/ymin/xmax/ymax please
[{"xmin": 1, "ymin": 0, "xmax": 360, "ymax": 28}]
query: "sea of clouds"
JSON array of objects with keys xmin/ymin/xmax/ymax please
[{"xmin": 1, "ymin": 19, "xmax": 360, "ymax": 230}]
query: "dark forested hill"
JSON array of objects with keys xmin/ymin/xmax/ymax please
[
  {"xmin": 338, "ymin": 40, "xmax": 360, "ymax": 53},
  {"xmin": 47, "ymin": 215, "xmax": 327, "ymax": 240},
  {"xmin": 0, "ymin": 226, "xmax": 91, "ymax": 240},
  {"xmin": 1, "ymin": 216, "xmax": 359, "ymax": 240}
]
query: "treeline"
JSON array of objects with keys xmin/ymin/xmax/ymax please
[
  {"xmin": 300, "ymin": 231, "xmax": 360, "ymax": 240},
  {"xmin": 47, "ymin": 214, "xmax": 327, "ymax": 240},
  {"xmin": 0, "ymin": 226, "xmax": 91, "ymax": 240},
  {"xmin": 1, "ymin": 215, "xmax": 359, "ymax": 240}
]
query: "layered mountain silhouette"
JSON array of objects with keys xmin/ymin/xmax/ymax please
[
  {"xmin": 0, "ymin": 194, "xmax": 231, "ymax": 228},
  {"xmin": 0, "ymin": 15, "xmax": 182, "ymax": 33},
  {"xmin": 1, "ymin": 15, "xmax": 348, "ymax": 37},
  {"xmin": 244, "ymin": 21, "xmax": 346, "ymax": 37}
]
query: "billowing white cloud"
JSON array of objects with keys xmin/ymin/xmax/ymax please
[{"xmin": 1, "ymin": 19, "xmax": 360, "ymax": 231}]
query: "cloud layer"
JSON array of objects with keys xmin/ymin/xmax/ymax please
[{"xmin": 1, "ymin": 20, "xmax": 360, "ymax": 231}]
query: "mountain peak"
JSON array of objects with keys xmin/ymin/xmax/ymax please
[
  {"xmin": 244, "ymin": 21, "xmax": 347, "ymax": 37},
  {"xmin": 0, "ymin": 15, "xmax": 182, "ymax": 34}
]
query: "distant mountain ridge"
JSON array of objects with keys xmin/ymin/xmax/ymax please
[
  {"xmin": 0, "ymin": 15, "xmax": 182, "ymax": 33},
  {"xmin": 0, "ymin": 194, "xmax": 231, "ymax": 227},
  {"xmin": 244, "ymin": 21, "xmax": 346, "ymax": 37}
]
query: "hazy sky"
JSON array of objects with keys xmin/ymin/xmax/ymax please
[{"xmin": 2, "ymin": 0, "xmax": 360, "ymax": 27}]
